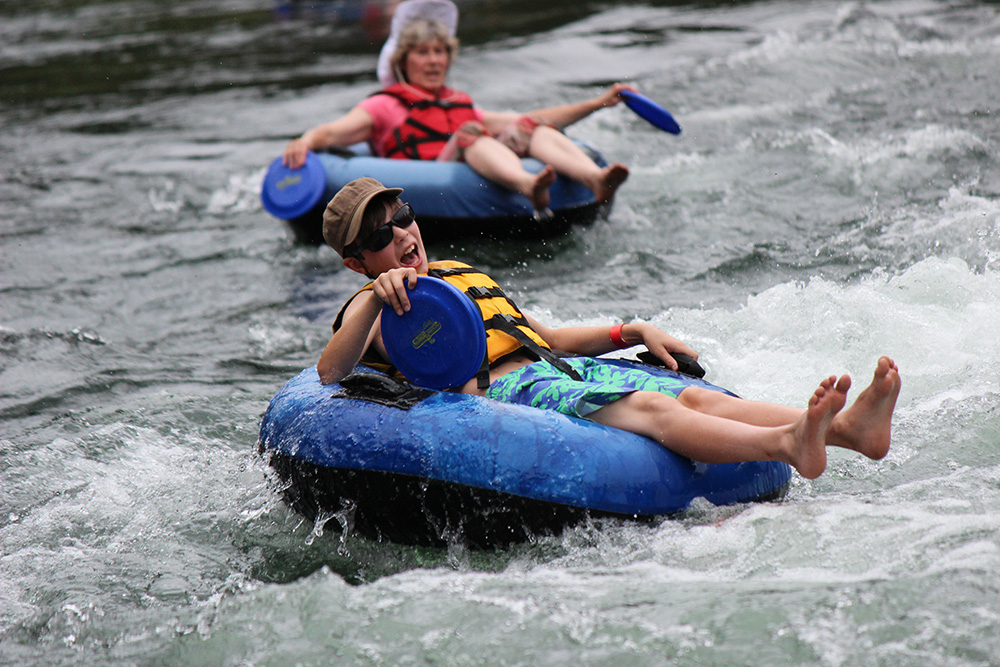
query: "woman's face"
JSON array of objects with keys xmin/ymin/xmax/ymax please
[{"xmin": 403, "ymin": 38, "xmax": 450, "ymax": 91}]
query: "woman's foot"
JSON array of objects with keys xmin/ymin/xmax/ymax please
[
  {"xmin": 593, "ymin": 163, "xmax": 629, "ymax": 203},
  {"xmin": 529, "ymin": 165, "xmax": 557, "ymax": 212},
  {"xmin": 827, "ymin": 356, "xmax": 900, "ymax": 460}
]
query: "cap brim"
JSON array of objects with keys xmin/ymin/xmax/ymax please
[{"xmin": 342, "ymin": 185, "xmax": 405, "ymax": 251}]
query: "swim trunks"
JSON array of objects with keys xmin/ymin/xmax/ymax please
[
  {"xmin": 486, "ymin": 357, "xmax": 690, "ymax": 418},
  {"xmin": 437, "ymin": 115, "xmax": 555, "ymax": 162}
]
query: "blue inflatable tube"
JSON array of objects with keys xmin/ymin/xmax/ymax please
[
  {"xmin": 260, "ymin": 143, "xmax": 610, "ymax": 245},
  {"xmin": 258, "ymin": 357, "xmax": 793, "ymax": 548}
]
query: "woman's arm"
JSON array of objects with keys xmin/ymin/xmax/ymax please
[
  {"xmin": 524, "ymin": 316, "xmax": 698, "ymax": 372},
  {"xmin": 282, "ymin": 106, "xmax": 376, "ymax": 169},
  {"xmin": 526, "ymin": 83, "xmax": 636, "ymax": 129},
  {"xmin": 478, "ymin": 83, "xmax": 636, "ymax": 135}
]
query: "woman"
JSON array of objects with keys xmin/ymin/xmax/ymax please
[{"xmin": 282, "ymin": 12, "xmax": 632, "ymax": 216}]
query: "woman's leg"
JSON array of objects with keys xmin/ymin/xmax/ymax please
[
  {"xmin": 462, "ymin": 135, "xmax": 556, "ymax": 211},
  {"xmin": 526, "ymin": 125, "xmax": 629, "ymax": 202},
  {"xmin": 456, "ymin": 120, "xmax": 625, "ymax": 208}
]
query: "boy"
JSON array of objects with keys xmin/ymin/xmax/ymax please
[{"xmin": 317, "ymin": 177, "xmax": 901, "ymax": 480}]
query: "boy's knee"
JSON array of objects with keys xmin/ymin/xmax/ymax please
[
  {"xmin": 676, "ymin": 386, "xmax": 718, "ymax": 412},
  {"xmin": 626, "ymin": 390, "xmax": 680, "ymax": 416}
]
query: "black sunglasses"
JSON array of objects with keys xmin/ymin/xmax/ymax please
[{"xmin": 345, "ymin": 203, "xmax": 416, "ymax": 258}]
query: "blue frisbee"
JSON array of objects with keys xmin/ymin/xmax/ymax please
[
  {"xmin": 260, "ymin": 151, "xmax": 328, "ymax": 220},
  {"xmin": 621, "ymin": 91, "xmax": 682, "ymax": 135},
  {"xmin": 381, "ymin": 277, "xmax": 487, "ymax": 390}
]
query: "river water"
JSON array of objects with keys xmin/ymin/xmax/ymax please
[{"xmin": 3, "ymin": 0, "xmax": 1000, "ymax": 664}]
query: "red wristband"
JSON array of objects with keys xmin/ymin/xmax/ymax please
[{"xmin": 610, "ymin": 323, "xmax": 628, "ymax": 349}]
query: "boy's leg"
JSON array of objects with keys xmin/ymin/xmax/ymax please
[
  {"xmin": 678, "ymin": 386, "xmax": 803, "ymax": 426},
  {"xmin": 679, "ymin": 356, "xmax": 900, "ymax": 460},
  {"xmin": 588, "ymin": 375, "xmax": 850, "ymax": 479},
  {"xmin": 826, "ymin": 356, "xmax": 900, "ymax": 460}
]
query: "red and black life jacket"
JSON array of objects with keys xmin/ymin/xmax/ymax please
[{"xmin": 370, "ymin": 83, "xmax": 479, "ymax": 160}]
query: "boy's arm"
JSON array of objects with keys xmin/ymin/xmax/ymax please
[
  {"xmin": 524, "ymin": 316, "xmax": 698, "ymax": 372},
  {"xmin": 317, "ymin": 292, "xmax": 383, "ymax": 384},
  {"xmin": 317, "ymin": 267, "xmax": 419, "ymax": 384}
]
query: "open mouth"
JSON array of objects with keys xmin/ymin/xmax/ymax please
[{"xmin": 400, "ymin": 243, "xmax": 420, "ymax": 267}]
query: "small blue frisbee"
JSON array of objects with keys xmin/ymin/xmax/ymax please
[
  {"xmin": 260, "ymin": 151, "xmax": 327, "ymax": 220},
  {"xmin": 381, "ymin": 277, "xmax": 487, "ymax": 390},
  {"xmin": 621, "ymin": 91, "xmax": 682, "ymax": 135}
]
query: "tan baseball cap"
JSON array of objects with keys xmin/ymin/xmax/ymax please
[{"xmin": 322, "ymin": 177, "xmax": 403, "ymax": 256}]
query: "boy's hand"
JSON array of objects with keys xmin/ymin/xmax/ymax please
[
  {"xmin": 373, "ymin": 268, "xmax": 418, "ymax": 316},
  {"xmin": 631, "ymin": 323, "xmax": 699, "ymax": 372}
]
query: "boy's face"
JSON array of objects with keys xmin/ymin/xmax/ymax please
[{"xmin": 345, "ymin": 201, "xmax": 428, "ymax": 277}]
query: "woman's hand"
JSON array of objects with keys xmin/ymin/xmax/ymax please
[
  {"xmin": 282, "ymin": 137, "xmax": 311, "ymax": 169},
  {"xmin": 371, "ymin": 267, "xmax": 419, "ymax": 316},
  {"xmin": 281, "ymin": 109, "xmax": 375, "ymax": 169},
  {"xmin": 526, "ymin": 82, "xmax": 639, "ymax": 129},
  {"xmin": 594, "ymin": 82, "xmax": 639, "ymax": 110}
]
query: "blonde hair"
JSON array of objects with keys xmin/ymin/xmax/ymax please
[{"xmin": 389, "ymin": 19, "xmax": 459, "ymax": 84}]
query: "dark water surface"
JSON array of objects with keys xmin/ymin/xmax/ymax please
[{"xmin": 3, "ymin": 0, "xmax": 1000, "ymax": 664}]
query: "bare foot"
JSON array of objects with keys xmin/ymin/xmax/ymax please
[
  {"xmin": 594, "ymin": 163, "xmax": 629, "ymax": 203},
  {"xmin": 827, "ymin": 356, "xmax": 900, "ymax": 460},
  {"xmin": 528, "ymin": 165, "xmax": 557, "ymax": 212},
  {"xmin": 786, "ymin": 374, "xmax": 850, "ymax": 479}
]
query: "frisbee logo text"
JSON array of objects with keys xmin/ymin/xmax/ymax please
[{"xmin": 412, "ymin": 319, "xmax": 442, "ymax": 349}]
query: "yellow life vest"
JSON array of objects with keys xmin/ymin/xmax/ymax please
[
  {"xmin": 333, "ymin": 260, "xmax": 580, "ymax": 387},
  {"xmin": 425, "ymin": 260, "xmax": 551, "ymax": 366}
]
